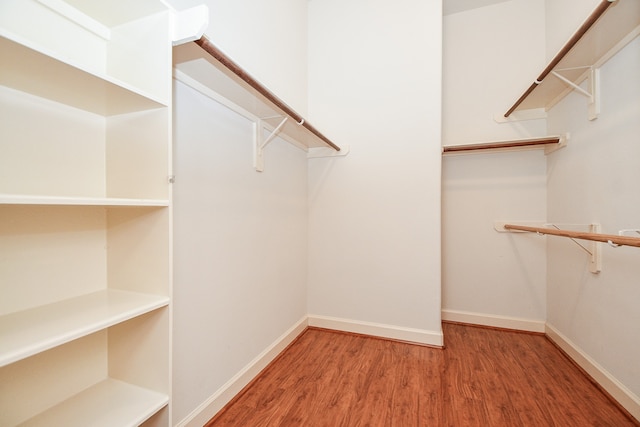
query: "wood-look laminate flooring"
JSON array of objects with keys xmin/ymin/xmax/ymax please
[{"xmin": 206, "ymin": 322, "xmax": 638, "ymax": 426}]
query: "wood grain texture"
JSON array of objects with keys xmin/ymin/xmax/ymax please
[
  {"xmin": 194, "ymin": 37, "xmax": 340, "ymax": 151},
  {"xmin": 504, "ymin": 223, "xmax": 640, "ymax": 248},
  {"xmin": 205, "ymin": 323, "xmax": 639, "ymax": 426},
  {"xmin": 442, "ymin": 137, "xmax": 560, "ymax": 153}
]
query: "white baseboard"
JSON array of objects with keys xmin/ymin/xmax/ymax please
[
  {"xmin": 545, "ymin": 323, "xmax": 640, "ymax": 422},
  {"xmin": 177, "ymin": 316, "xmax": 309, "ymax": 427},
  {"xmin": 308, "ymin": 314, "xmax": 444, "ymax": 347},
  {"xmin": 441, "ymin": 309, "xmax": 546, "ymax": 333}
]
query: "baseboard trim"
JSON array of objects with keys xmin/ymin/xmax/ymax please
[
  {"xmin": 176, "ymin": 316, "xmax": 309, "ymax": 427},
  {"xmin": 307, "ymin": 314, "xmax": 444, "ymax": 347},
  {"xmin": 441, "ymin": 309, "xmax": 546, "ymax": 333},
  {"xmin": 545, "ymin": 323, "xmax": 640, "ymax": 422}
]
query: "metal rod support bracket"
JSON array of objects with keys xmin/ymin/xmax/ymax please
[
  {"xmin": 254, "ymin": 117, "xmax": 288, "ymax": 172},
  {"xmin": 551, "ymin": 66, "xmax": 600, "ymax": 120},
  {"xmin": 494, "ymin": 221, "xmax": 603, "ymax": 273}
]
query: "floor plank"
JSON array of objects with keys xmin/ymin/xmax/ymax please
[{"xmin": 206, "ymin": 323, "xmax": 638, "ymax": 426}]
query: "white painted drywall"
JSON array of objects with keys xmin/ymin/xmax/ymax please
[
  {"xmin": 544, "ymin": 0, "xmax": 600, "ymax": 61},
  {"xmin": 306, "ymin": 0, "xmax": 443, "ymax": 343},
  {"xmin": 171, "ymin": 79, "xmax": 309, "ymax": 424},
  {"xmin": 166, "ymin": 0, "xmax": 311, "ymax": 423},
  {"xmin": 166, "ymin": 0, "xmax": 308, "ymax": 114},
  {"xmin": 442, "ymin": 151, "xmax": 547, "ymax": 324},
  {"xmin": 545, "ymin": 20, "xmax": 640, "ymax": 402},
  {"xmin": 441, "ymin": 0, "xmax": 548, "ymax": 327}
]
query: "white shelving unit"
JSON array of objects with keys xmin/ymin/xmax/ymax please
[{"xmin": 0, "ymin": 1, "xmax": 173, "ymax": 426}]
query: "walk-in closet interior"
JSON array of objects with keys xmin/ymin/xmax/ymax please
[{"xmin": 1, "ymin": 0, "xmax": 638, "ymax": 425}]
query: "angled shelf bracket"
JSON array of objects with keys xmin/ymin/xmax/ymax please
[
  {"xmin": 551, "ymin": 66, "xmax": 600, "ymax": 120},
  {"xmin": 254, "ymin": 116, "xmax": 289, "ymax": 172}
]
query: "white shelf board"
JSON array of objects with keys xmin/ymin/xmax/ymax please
[
  {"xmin": 173, "ymin": 41, "xmax": 334, "ymax": 150},
  {"xmin": 0, "ymin": 289, "xmax": 169, "ymax": 367},
  {"xmin": 0, "ymin": 194, "xmax": 169, "ymax": 207},
  {"xmin": 19, "ymin": 378, "xmax": 168, "ymax": 427},
  {"xmin": 55, "ymin": 0, "xmax": 167, "ymax": 29},
  {"xmin": 512, "ymin": 0, "xmax": 640, "ymax": 113},
  {"xmin": 0, "ymin": 32, "xmax": 166, "ymax": 116}
]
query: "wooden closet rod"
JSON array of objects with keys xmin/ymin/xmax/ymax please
[
  {"xmin": 194, "ymin": 36, "xmax": 340, "ymax": 152},
  {"xmin": 443, "ymin": 136, "xmax": 559, "ymax": 153},
  {"xmin": 504, "ymin": 0, "xmax": 614, "ymax": 117},
  {"xmin": 504, "ymin": 224, "xmax": 640, "ymax": 248}
]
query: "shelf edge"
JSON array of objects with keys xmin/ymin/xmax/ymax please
[
  {"xmin": 0, "ymin": 194, "xmax": 169, "ymax": 207},
  {"xmin": 0, "ymin": 290, "xmax": 170, "ymax": 367}
]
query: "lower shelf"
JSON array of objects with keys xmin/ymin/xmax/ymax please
[
  {"xmin": 0, "ymin": 289, "xmax": 169, "ymax": 367},
  {"xmin": 18, "ymin": 378, "xmax": 168, "ymax": 427}
]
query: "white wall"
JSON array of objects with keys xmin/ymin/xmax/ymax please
[
  {"xmin": 545, "ymin": 10, "xmax": 640, "ymax": 417},
  {"xmin": 441, "ymin": 0, "xmax": 548, "ymax": 330},
  {"xmin": 167, "ymin": 0, "xmax": 308, "ymax": 114},
  {"xmin": 443, "ymin": 0, "xmax": 547, "ymax": 144},
  {"xmin": 306, "ymin": 0, "xmax": 443, "ymax": 345},
  {"xmin": 171, "ymin": 80, "xmax": 309, "ymax": 425},
  {"xmin": 167, "ymin": 1, "xmax": 311, "ymax": 424},
  {"xmin": 544, "ymin": 0, "xmax": 600, "ymax": 61},
  {"xmin": 442, "ymin": 151, "xmax": 547, "ymax": 328}
]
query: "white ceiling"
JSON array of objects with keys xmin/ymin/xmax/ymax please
[{"xmin": 443, "ymin": 0, "xmax": 512, "ymax": 15}]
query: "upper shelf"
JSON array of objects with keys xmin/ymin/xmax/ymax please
[
  {"xmin": 173, "ymin": 36, "xmax": 341, "ymax": 152},
  {"xmin": 503, "ymin": 0, "xmax": 640, "ymax": 118},
  {"xmin": 0, "ymin": 33, "xmax": 166, "ymax": 115},
  {"xmin": 0, "ymin": 0, "xmax": 173, "ymax": 113}
]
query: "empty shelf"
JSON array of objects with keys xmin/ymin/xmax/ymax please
[
  {"xmin": 0, "ymin": 33, "xmax": 166, "ymax": 116},
  {"xmin": 0, "ymin": 289, "xmax": 169, "ymax": 367},
  {"xmin": 18, "ymin": 378, "xmax": 168, "ymax": 427}
]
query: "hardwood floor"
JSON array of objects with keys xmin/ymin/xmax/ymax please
[{"xmin": 205, "ymin": 323, "xmax": 638, "ymax": 426}]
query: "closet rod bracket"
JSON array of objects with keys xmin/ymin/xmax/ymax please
[
  {"xmin": 254, "ymin": 116, "xmax": 289, "ymax": 172},
  {"xmin": 587, "ymin": 223, "xmax": 602, "ymax": 274},
  {"xmin": 494, "ymin": 221, "xmax": 602, "ymax": 273},
  {"xmin": 551, "ymin": 66, "xmax": 600, "ymax": 120}
]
